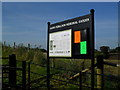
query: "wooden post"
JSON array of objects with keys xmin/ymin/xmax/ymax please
[
  {"xmin": 97, "ymin": 55, "xmax": 104, "ymax": 90},
  {"xmin": 28, "ymin": 62, "xmax": 30, "ymax": 90},
  {"xmin": 22, "ymin": 61, "xmax": 26, "ymax": 90},
  {"xmin": 52, "ymin": 58, "xmax": 55, "ymax": 68},
  {"xmin": 13, "ymin": 42, "xmax": 16, "ymax": 49},
  {"xmin": 28, "ymin": 44, "xmax": 30, "ymax": 52},
  {"xmin": 9, "ymin": 54, "xmax": 16, "ymax": 88},
  {"xmin": 3, "ymin": 41, "xmax": 6, "ymax": 46}
]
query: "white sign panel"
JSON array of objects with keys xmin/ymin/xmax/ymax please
[{"xmin": 49, "ymin": 29, "xmax": 72, "ymax": 57}]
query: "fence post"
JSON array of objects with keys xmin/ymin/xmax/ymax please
[
  {"xmin": 28, "ymin": 44, "xmax": 30, "ymax": 52},
  {"xmin": 3, "ymin": 41, "xmax": 6, "ymax": 46},
  {"xmin": 96, "ymin": 55, "xmax": 104, "ymax": 90},
  {"xmin": 9, "ymin": 54, "xmax": 16, "ymax": 88},
  {"xmin": 22, "ymin": 61, "xmax": 26, "ymax": 90},
  {"xmin": 13, "ymin": 42, "xmax": 16, "ymax": 49},
  {"xmin": 28, "ymin": 62, "xmax": 30, "ymax": 90}
]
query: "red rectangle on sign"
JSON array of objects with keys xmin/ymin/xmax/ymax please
[{"xmin": 74, "ymin": 31, "xmax": 81, "ymax": 43}]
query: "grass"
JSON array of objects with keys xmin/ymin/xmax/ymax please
[
  {"xmin": 2, "ymin": 58, "xmax": 120, "ymax": 89},
  {"xmin": 104, "ymin": 59, "xmax": 120, "ymax": 76},
  {"xmin": 2, "ymin": 44, "xmax": 120, "ymax": 89}
]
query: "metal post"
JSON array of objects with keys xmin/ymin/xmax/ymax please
[
  {"xmin": 97, "ymin": 55, "xmax": 104, "ymax": 90},
  {"xmin": 9, "ymin": 54, "xmax": 16, "ymax": 88},
  {"xmin": 22, "ymin": 61, "xmax": 26, "ymax": 90},
  {"xmin": 28, "ymin": 62, "xmax": 30, "ymax": 90},
  {"xmin": 90, "ymin": 9, "xmax": 95, "ymax": 90},
  {"xmin": 47, "ymin": 22, "xmax": 51, "ymax": 90}
]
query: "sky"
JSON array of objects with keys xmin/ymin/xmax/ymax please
[
  {"xmin": 0, "ymin": 2, "xmax": 2, "ymax": 41},
  {"xmin": 2, "ymin": 2, "xmax": 118, "ymax": 50},
  {"xmin": 1, "ymin": 0, "xmax": 119, "ymax": 2}
]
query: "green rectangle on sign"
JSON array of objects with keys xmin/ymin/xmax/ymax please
[{"xmin": 80, "ymin": 41, "xmax": 87, "ymax": 54}]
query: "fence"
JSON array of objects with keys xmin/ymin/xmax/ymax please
[
  {"xmin": 1, "ymin": 54, "xmax": 48, "ymax": 90},
  {"xmin": 96, "ymin": 55, "xmax": 120, "ymax": 90},
  {"xmin": 1, "ymin": 54, "xmax": 91, "ymax": 89},
  {"xmin": 28, "ymin": 62, "xmax": 92, "ymax": 89},
  {"xmin": 1, "ymin": 54, "xmax": 120, "ymax": 90},
  {"xmin": 1, "ymin": 54, "xmax": 27, "ymax": 90}
]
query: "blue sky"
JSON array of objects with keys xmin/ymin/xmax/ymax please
[
  {"xmin": 0, "ymin": 2, "xmax": 2, "ymax": 41},
  {"xmin": 2, "ymin": 2, "xmax": 118, "ymax": 49}
]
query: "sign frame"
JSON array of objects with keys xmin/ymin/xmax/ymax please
[
  {"xmin": 47, "ymin": 9, "xmax": 95, "ymax": 90},
  {"xmin": 48, "ymin": 13, "xmax": 93, "ymax": 59}
]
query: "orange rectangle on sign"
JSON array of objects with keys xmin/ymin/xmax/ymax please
[{"xmin": 74, "ymin": 31, "xmax": 81, "ymax": 43}]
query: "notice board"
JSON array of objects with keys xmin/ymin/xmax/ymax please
[
  {"xmin": 49, "ymin": 29, "xmax": 72, "ymax": 57},
  {"xmin": 48, "ymin": 13, "xmax": 93, "ymax": 59}
]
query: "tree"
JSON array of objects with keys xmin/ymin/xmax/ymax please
[
  {"xmin": 100, "ymin": 46, "xmax": 110, "ymax": 59},
  {"xmin": 115, "ymin": 47, "xmax": 120, "ymax": 52}
]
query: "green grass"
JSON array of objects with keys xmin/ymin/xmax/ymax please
[
  {"xmin": 2, "ymin": 44, "xmax": 120, "ymax": 89},
  {"xmin": 2, "ymin": 58, "xmax": 120, "ymax": 89}
]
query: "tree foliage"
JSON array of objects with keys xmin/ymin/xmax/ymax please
[{"xmin": 100, "ymin": 46, "xmax": 110, "ymax": 59}]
